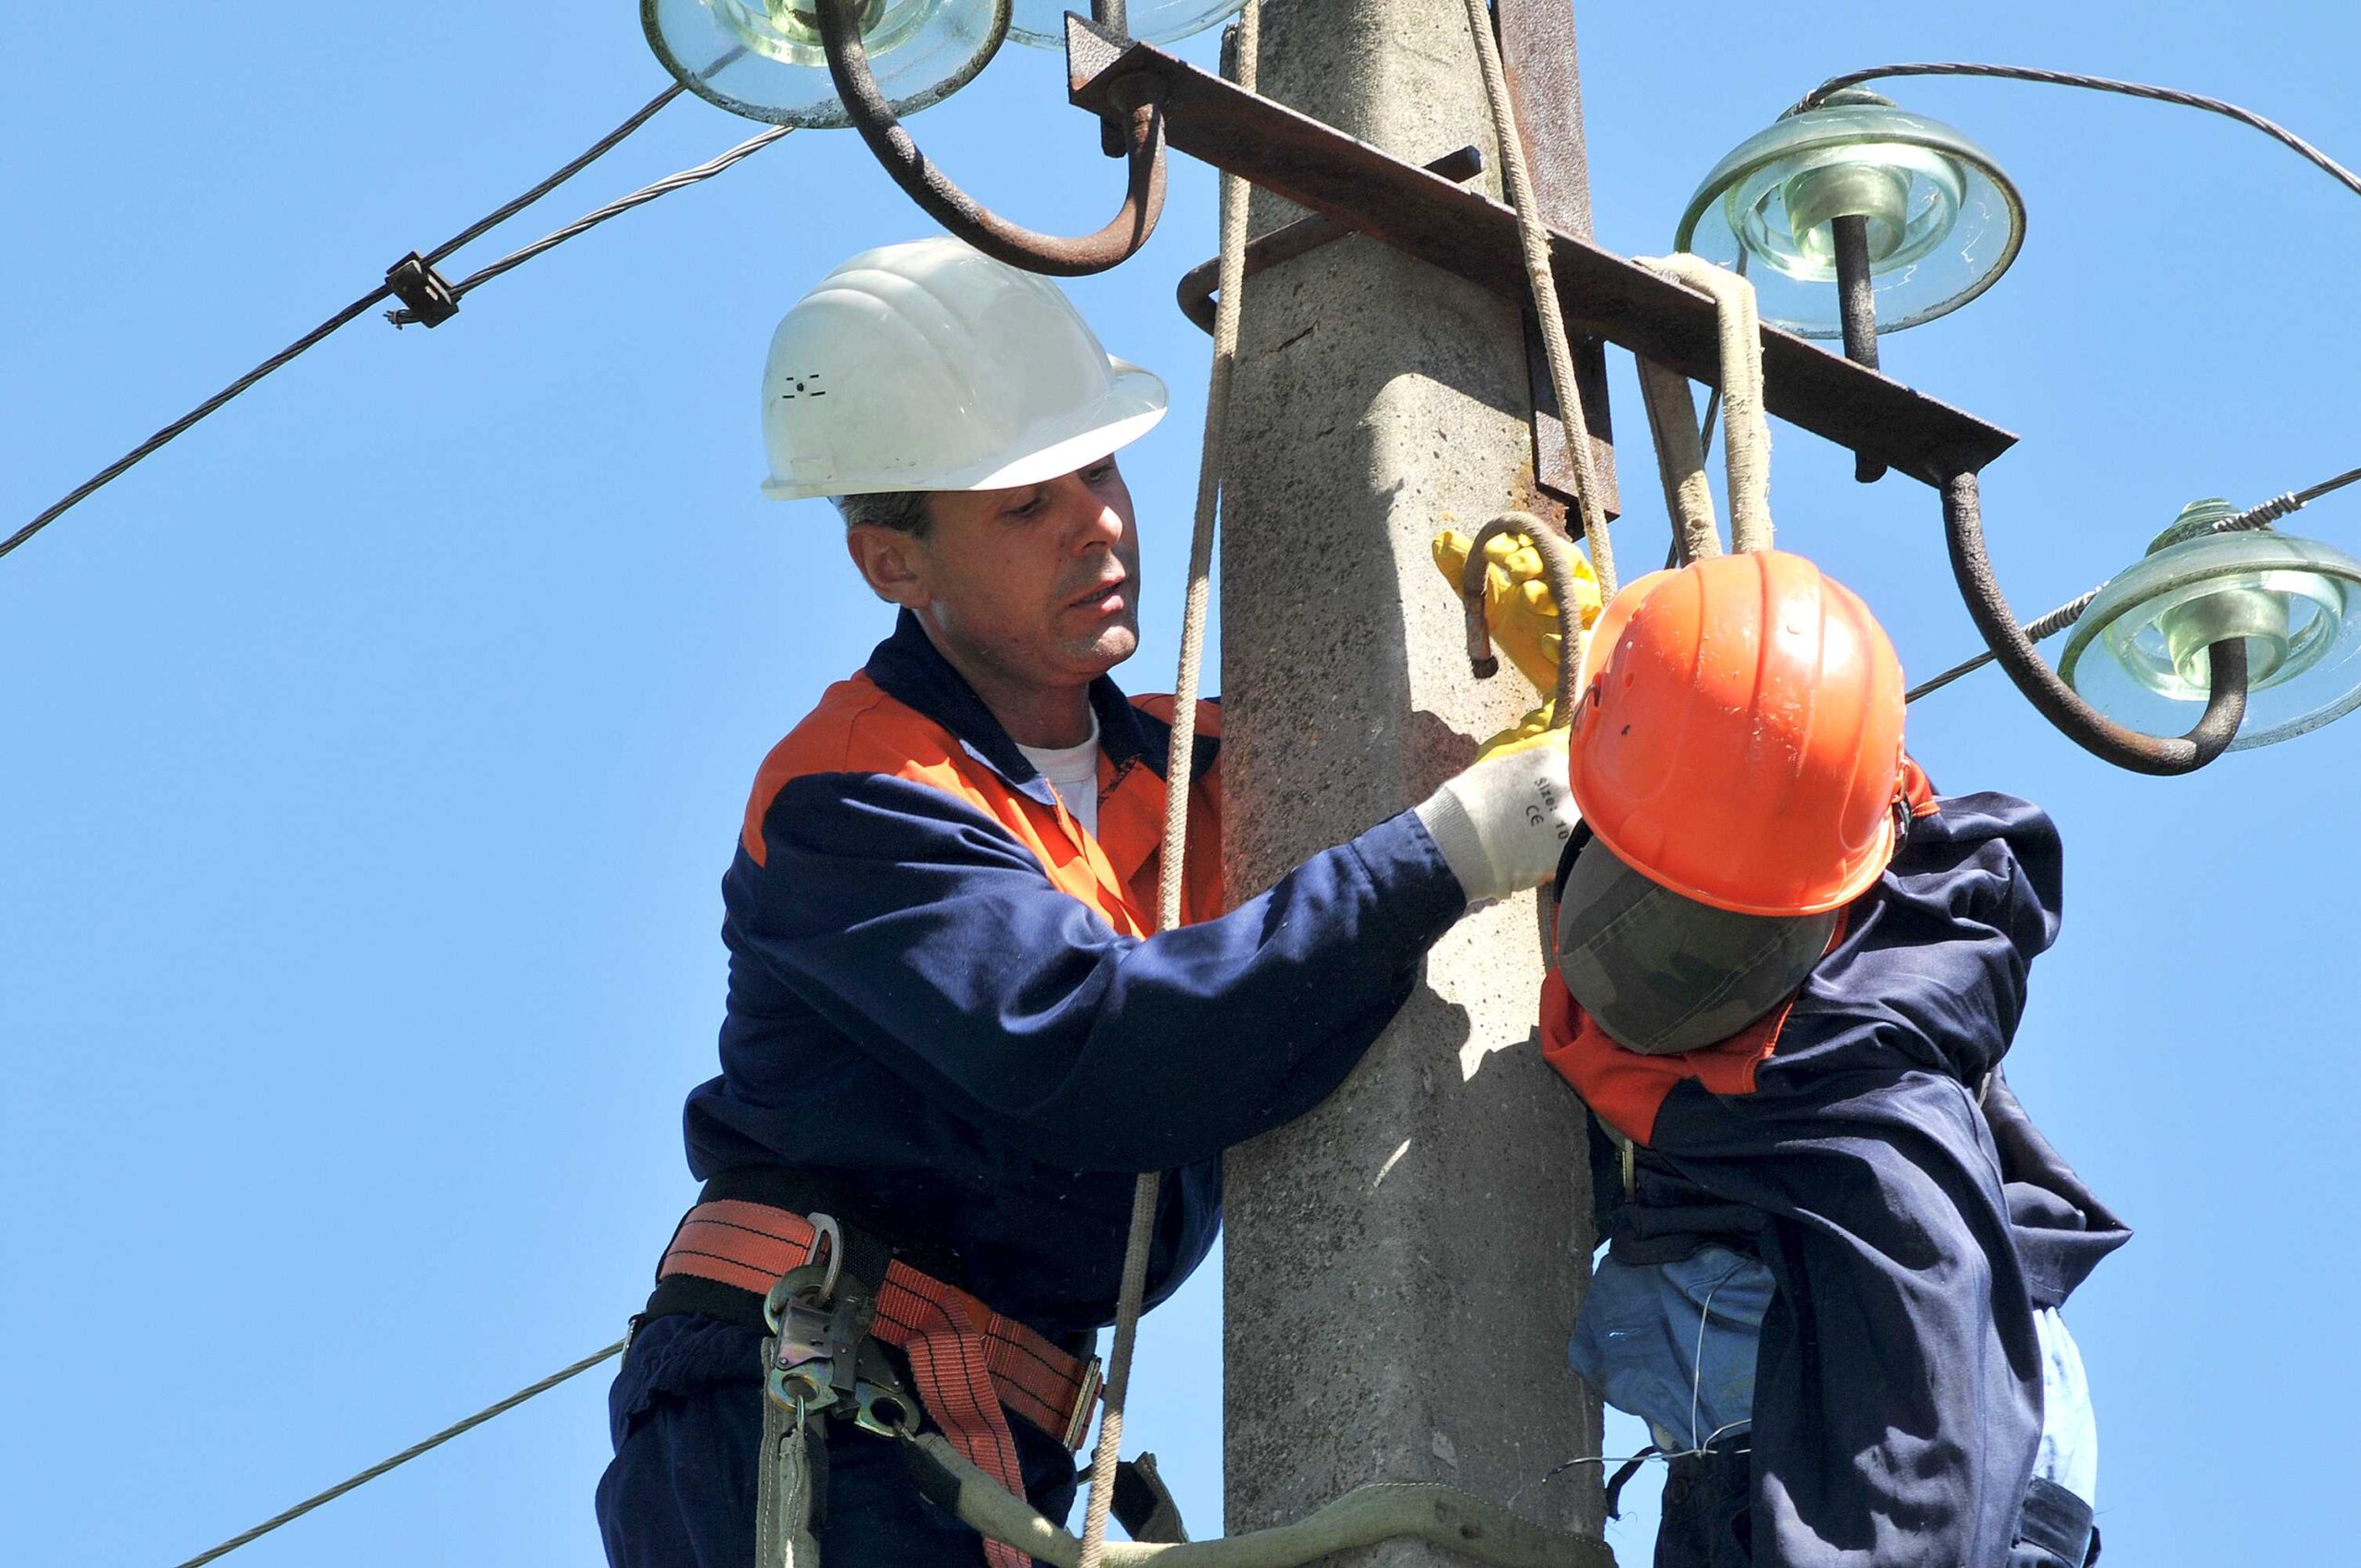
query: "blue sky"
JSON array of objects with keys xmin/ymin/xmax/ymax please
[{"xmin": 4, "ymin": 3, "xmax": 2356, "ymax": 1564}]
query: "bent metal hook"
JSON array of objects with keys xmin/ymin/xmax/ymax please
[
  {"xmin": 1939, "ymin": 465, "xmax": 2250, "ymax": 774},
  {"xmin": 817, "ymin": 0, "xmax": 1170, "ymax": 277}
]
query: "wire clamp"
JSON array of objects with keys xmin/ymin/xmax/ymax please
[{"xmin": 385, "ymin": 253, "xmax": 459, "ymax": 328}]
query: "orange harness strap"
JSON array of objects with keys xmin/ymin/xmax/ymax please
[{"xmin": 657, "ymin": 1199, "xmax": 1100, "ymax": 1568}]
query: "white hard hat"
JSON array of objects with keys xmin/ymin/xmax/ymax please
[{"xmin": 761, "ymin": 237, "xmax": 1168, "ymax": 501}]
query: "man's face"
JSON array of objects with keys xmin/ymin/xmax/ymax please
[{"xmin": 858, "ymin": 457, "xmax": 1141, "ymax": 691}]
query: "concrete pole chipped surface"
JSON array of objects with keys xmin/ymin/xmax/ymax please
[{"xmin": 1216, "ymin": 0, "xmax": 1603, "ymax": 1558}]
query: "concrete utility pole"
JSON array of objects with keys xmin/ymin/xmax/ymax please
[{"xmin": 1217, "ymin": 0, "xmax": 1605, "ymax": 1554}]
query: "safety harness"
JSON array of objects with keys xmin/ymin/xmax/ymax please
[{"xmin": 639, "ymin": 1170, "xmax": 1120, "ymax": 1568}]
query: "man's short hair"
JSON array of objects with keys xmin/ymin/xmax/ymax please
[{"xmin": 833, "ymin": 490, "xmax": 934, "ymax": 538}]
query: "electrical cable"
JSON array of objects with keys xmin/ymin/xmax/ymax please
[
  {"xmin": 391, "ymin": 125, "xmax": 794, "ymax": 324},
  {"xmin": 3, "ymin": 82, "xmax": 786, "ymax": 564},
  {"xmin": 423, "ymin": 84, "xmax": 685, "ymax": 267},
  {"xmin": 1905, "ymin": 462, "xmax": 2361, "ymax": 703},
  {"xmin": 0, "ymin": 289, "xmax": 396, "ymax": 563},
  {"xmin": 1796, "ymin": 64, "xmax": 2361, "ymax": 200},
  {"xmin": 167, "ymin": 1339, "xmax": 626, "ymax": 1568}
]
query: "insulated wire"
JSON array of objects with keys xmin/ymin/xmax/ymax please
[
  {"xmin": 1796, "ymin": 64, "xmax": 2361, "ymax": 199},
  {"xmin": 168, "ymin": 1339, "xmax": 626, "ymax": 1568},
  {"xmin": 1787, "ymin": 67, "xmax": 2359, "ymax": 704},
  {"xmin": 2, "ymin": 81, "xmax": 786, "ymax": 564},
  {"xmin": 423, "ymin": 84, "xmax": 686, "ymax": 267},
  {"xmin": 1905, "ymin": 463, "xmax": 2361, "ymax": 703},
  {"xmin": 0, "ymin": 290, "xmax": 397, "ymax": 563},
  {"xmin": 393, "ymin": 125, "xmax": 795, "ymax": 323}
]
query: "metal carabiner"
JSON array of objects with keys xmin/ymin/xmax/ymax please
[
  {"xmin": 802, "ymin": 1212, "xmax": 844, "ymax": 1304},
  {"xmin": 853, "ymin": 1382, "xmax": 920, "ymax": 1441}
]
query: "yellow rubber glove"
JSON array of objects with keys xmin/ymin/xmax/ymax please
[
  {"xmin": 1432, "ymin": 526, "xmax": 1604, "ymax": 699},
  {"xmin": 1476, "ymin": 700, "xmax": 1559, "ymax": 761}
]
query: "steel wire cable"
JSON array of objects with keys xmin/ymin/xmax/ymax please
[
  {"xmin": 167, "ymin": 1339, "xmax": 626, "ymax": 1568},
  {"xmin": 424, "ymin": 84, "xmax": 685, "ymax": 266},
  {"xmin": 0, "ymin": 290, "xmax": 397, "ymax": 562},
  {"xmin": 1905, "ymin": 463, "xmax": 2361, "ymax": 703},
  {"xmin": 392, "ymin": 125, "xmax": 795, "ymax": 323},
  {"xmin": 4, "ymin": 81, "xmax": 769, "ymax": 564},
  {"xmin": 1796, "ymin": 64, "xmax": 2361, "ymax": 199},
  {"xmin": 1782, "ymin": 66, "xmax": 2359, "ymax": 705}
]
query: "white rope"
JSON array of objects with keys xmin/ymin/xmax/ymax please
[
  {"xmin": 1076, "ymin": 13, "xmax": 1260, "ymax": 1565},
  {"xmin": 1459, "ymin": 0, "xmax": 1619, "ymax": 600},
  {"xmin": 1634, "ymin": 365, "xmax": 1722, "ymax": 564},
  {"xmin": 1632, "ymin": 255, "xmax": 1774, "ymax": 555}
]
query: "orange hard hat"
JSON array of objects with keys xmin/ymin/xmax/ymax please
[
  {"xmin": 1568, "ymin": 550, "xmax": 1907, "ymax": 917},
  {"xmin": 1577, "ymin": 569, "xmax": 1674, "ymax": 691}
]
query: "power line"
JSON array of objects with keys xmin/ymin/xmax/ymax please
[
  {"xmin": 1797, "ymin": 63, "xmax": 2361, "ymax": 200},
  {"xmin": 0, "ymin": 289, "xmax": 396, "ymax": 564},
  {"xmin": 1905, "ymin": 463, "xmax": 2361, "ymax": 703},
  {"xmin": 169, "ymin": 1339, "xmax": 626, "ymax": 1568},
  {"xmin": 423, "ymin": 85, "xmax": 684, "ymax": 268},
  {"xmin": 390, "ymin": 125, "xmax": 793, "ymax": 325},
  {"xmin": 5, "ymin": 82, "xmax": 789, "ymax": 564}
]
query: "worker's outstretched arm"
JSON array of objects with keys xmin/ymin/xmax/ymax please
[{"xmin": 731, "ymin": 744, "xmax": 1570, "ymax": 1174}]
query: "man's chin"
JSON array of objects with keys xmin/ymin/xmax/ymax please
[{"xmin": 1063, "ymin": 622, "xmax": 1138, "ymax": 677}]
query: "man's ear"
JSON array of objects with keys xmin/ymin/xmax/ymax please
[{"xmin": 845, "ymin": 524, "xmax": 931, "ymax": 609}]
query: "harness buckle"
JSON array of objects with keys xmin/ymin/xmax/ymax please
[
  {"xmin": 759, "ymin": 1216, "xmax": 872, "ymax": 1419},
  {"xmin": 1062, "ymin": 1355, "xmax": 1105, "ymax": 1452},
  {"xmin": 764, "ymin": 1259, "xmax": 851, "ymax": 1416}
]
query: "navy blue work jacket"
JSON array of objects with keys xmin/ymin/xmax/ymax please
[
  {"xmin": 681, "ymin": 610, "xmax": 1465, "ymax": 1332},
  {"xmin": 1548, "ymin": 787, "xmax": 2121, "ymax": 1568}
]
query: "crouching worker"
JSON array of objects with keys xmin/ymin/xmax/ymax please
[
  {"xmin": 1538, "ymin": 551, "xmax": 2120, "ymax": 1568},
  {"xmin": 594, "ymin": 237, "xmax": 1585, "ymax": 1567}
]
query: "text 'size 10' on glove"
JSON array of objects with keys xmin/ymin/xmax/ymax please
[{"xmin": 1415, "ymin": 725, "xmax": 1582, "ymax": 906}]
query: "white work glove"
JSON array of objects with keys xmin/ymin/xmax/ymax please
[{"xmin": 1414, "ymin": 719, "xmax": 1581, "ymax": 905}]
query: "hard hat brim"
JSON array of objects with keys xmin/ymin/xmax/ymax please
[{"xmin": 763, "ymin": 357, "xmax": 1169, "ymax": 502}]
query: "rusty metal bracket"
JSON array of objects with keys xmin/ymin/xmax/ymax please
[
  {"xmin": 1497, "ymin": 0, "xmax": 1616, "ymax": 519},
  {"xmin": 1174, "ymin": 147, "xmax": 1487, "ymax": 333},
  {"xmin": 1066, "ymin": 23, "xmax": 2016, "ymax": 488}
]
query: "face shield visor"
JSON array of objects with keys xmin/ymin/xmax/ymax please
[{"xmin": 1554, "ymin": 828, "xmax": 1840, "ymax": 1056}]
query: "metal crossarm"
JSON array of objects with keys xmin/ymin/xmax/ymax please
[{"xmin": 1064, "ymin": 20, "xmax": 2018, "ymax": 489}]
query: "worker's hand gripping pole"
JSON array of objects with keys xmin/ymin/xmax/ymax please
[{"xmin": 817, "ymin": 0, "xmax": 1169, "ymax": 277}]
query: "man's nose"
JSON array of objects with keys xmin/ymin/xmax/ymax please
[{"xmin": 1051, "ymin": 472, "xmax": 1126, "ymax": 552}]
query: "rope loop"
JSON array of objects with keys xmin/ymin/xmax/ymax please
[{"xmin": 1632, "ymin": 255, "xmax": 1772, "ymax": 557}]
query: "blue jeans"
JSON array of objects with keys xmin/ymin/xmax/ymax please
[{"xmin": 1571, "ymin": 1249, "xmax": 2101, "ymax": 1565}]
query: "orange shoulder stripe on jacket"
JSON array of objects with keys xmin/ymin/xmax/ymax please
[
  {"xmin": 1540, "ymin": 909, "xmax": 1848, "ymax": 1145},
  {"xmin": 740, "ymin": 672, "xmax": 1000, "ymax": 868}
]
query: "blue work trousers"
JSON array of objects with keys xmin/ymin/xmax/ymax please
[{"xmin": 595, "ymin": 1313, "xmax": 1074, "ymax": 1566}]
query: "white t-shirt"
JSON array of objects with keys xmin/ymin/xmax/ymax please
[{"xmin": 1016, "ymin": 713, "xmax": 1103, "ymax": 839}]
